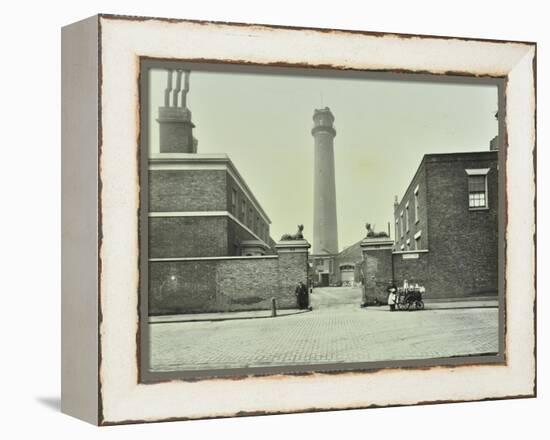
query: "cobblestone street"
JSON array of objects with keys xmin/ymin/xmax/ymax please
[{"xmin": 149, "ymin": 287, "xmax": 499, "ymax": 372}]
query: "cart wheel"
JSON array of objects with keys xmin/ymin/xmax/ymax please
[{"xmin": 415, "ymin": 300, "xmax": 425, "ymax": 310}]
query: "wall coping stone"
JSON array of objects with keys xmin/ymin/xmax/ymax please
[
  {"xmin": 360, "ymin": 238, "xmax": 394, "ymax": 250},
  {"xmin": 275, "ymin": 239, "xmax": 311, "ymax": 253},
  {"xmin": 392, "ymin": 249, "xmax": 429, "ymax": 255}
]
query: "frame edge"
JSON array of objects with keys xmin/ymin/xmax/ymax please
[{"xmin": 61, "ymin": 14, "xmax": 101, "ymax": 425}]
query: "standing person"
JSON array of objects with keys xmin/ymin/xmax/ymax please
[
  {"xmin": 300, "ymin": 281, "xmax": 309, "ymax": 309},
  {"xmin": 295, "ymin": 282, "xmax": 304, "ymax": 309},
  {"xmin": 387, "ymin": 283, "xmax": 398, "ymax": 312},
  {"xmin": 295, "ymin": 281, "xmax": 309, "ymax": 309}
]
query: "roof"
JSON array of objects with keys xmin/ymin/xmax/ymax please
[{"xmin": 336, "ymin": 239, "xmax": 364, "ymax": 261}]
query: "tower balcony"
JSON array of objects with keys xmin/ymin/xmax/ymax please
[{"xmin": 311, "ymin": 125, "xmax": 336, "ymax": 137}]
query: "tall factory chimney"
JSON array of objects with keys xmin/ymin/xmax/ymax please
[{"xmin": 312, "ymin": 107, "xmax": 339, "ymax": 255}]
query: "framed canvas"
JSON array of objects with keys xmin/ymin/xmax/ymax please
[{"xmin": 61, "ymin": 14, "xmax": 536, "ymax": 425}]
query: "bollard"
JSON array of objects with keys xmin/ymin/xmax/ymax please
[{"xmin": 271, "ymin": 297, "xmax": 277, "ymax": 317}]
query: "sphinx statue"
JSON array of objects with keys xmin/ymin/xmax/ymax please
[
  {"xmin": 366, "ymin": 223, "xmax": 389, "ymax": 238},
  {"xmin": 281, "ymin": 224, "xmax": 305, "ymax": 241}
]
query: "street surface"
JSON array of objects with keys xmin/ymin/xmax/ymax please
[{"xmin": 149, "ymin": 287, "xmax": 499, "ymax": 372}]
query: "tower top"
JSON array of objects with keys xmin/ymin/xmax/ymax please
[
  {"xmin": 312, "ymin": 107, "xmax": 336, "ymax": 137},
  {"xmin": 313, "ymin": 106, "xmax": 335, "ymax": 122}
]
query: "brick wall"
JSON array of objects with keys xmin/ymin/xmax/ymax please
[
  {"xmin": 391, "ymin": 152, "xmax": 499, "ymax": 299},
  {"xmin": 361, "ymin": 247, "xmax": 394, "ymax": 305},
  {"xmin": 226, "ymin": 172, "xmax": 270, "ymax": 243},
  {"xmin": 149, "ymin": 214, "xmax": 271, "ymax": 258},
  {"xmin": 394, "ymin": 164, "xmax": 428, "ymax": 251},
  {"xmin": 149, "ymin": 260, "xmax": 218, "ymax": 314},
  {"xmin": 392, "ymin": 251, "xmax": 430, "ymax": 292},
  {"xmin": 277, "ymin": 251, "xmax": 310, "ymax": 304},
  {"xmin": 158, "ymin": 109, "xmax": 195, "ymax": 153},
  {"xmin": 149, "ymin": 216, "xmax": 229, "ymax": 258},
  {"xmin": 149, "ymin": 251, "xmax": 307, "ymax": 314},
  {"xmin": 149, "ymin": 169, "xmax": 227, "ymax": 212},
  {"xmin": 148, "ymin": 167, "xmax": 274, "ymax": 256},
  {"xmin": 227, "ymin": 216, "xmax": 267, "ymax": 256},
  {"xmin": 425, "ymin": 153, "xmax": 498, "ymax": 297}
]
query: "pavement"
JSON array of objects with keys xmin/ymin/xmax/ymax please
[
  {"xmin": 149, "ymin": 287, "xmax": 499, "ymax": 372},
  {"xmin": 150, "ymin": 308, "xmax": 310, "ymax": 324}
]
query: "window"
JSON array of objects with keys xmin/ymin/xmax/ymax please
[
  {"xmin": 241, "ymin": 199, "xmax": 246, "ymax": 222},
  {"xmin": 231, "ymin": 188, "xmax": 237, "ymax": 214},
  {"xmin": 249, "ymin": 208, "xmax": 254, "ymax": 228},
  {"xmin": 414, "ymin": 185, "xmax": 419, "ymax": 223},
  {"xmin": 395, "ymin": 219, "xmax": 399, "ymax": 241},
  {"xmin": 400, "ymin": 212, "xmax": 404, "ymax": 237},
  {"xmin": 414, "ymin": 230, "xmax": 422, "ymax": 250},
  {"xmin": 466, "ymin": 170, "xmax": 490, "ymax": 209},
  {"xmin": 405, "ymin": 202, "xmax": 410, "ymax": 232},
  {"xmin": 468, "ymin": 175, "xmax": 486, "ymax": 208},
  {"xmin": 406, "ymin": 238, "xmax": 411, "ymax": 250}
]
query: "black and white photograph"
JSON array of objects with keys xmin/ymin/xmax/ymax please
[
  {"xmin": 141, "ymin": 63, "xmax": 504, "ymax": 378},
  {"xmin": 2, "ymin": 0, "xmax": 544, "ymax": 435}
]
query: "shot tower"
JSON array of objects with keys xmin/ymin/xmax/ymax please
[{"xmin": 312, "ymin": 107, "xmax": 339, "ymax": 255}]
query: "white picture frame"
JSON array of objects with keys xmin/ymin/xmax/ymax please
[{"xmin": 61, "ymin": 14, "xmax": 536, "ymax": 425}]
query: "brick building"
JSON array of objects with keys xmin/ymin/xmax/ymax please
[
  {"xmin": 148, "ymin": 70, "xmax": 309, "ymax": 314},
  {"xmin": 393, "ymin": 150, "xmax": 499, "ymax": 297},
  {"xmin": 149, "ymin": 153, "xmax": 275, "ymax": 259},
  {"xmin": 333, "ymin": 241, "xmax": 364, "ymax": 286},
  {"xmin": 310, "ymin": 240, "xmax": 364, "ymax": 287},
  {"xmin": 362, "ymin": 148, "xmax": 499, "ymax": 304}
]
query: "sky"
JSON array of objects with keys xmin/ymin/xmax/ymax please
[{"xmin": 148, "ymin": 66, "xmax": 498, "ymax": 251}]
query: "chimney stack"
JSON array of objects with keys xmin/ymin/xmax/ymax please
[{"xmin": 157, "ymin": 70, "xmax": 198, "ymax": 153}]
